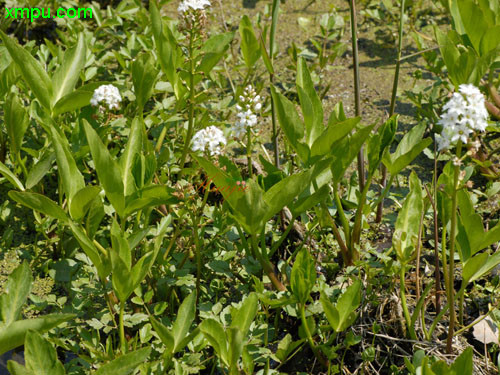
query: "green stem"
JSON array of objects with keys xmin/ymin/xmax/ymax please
[
  {"xmin": 376, "ymin": 0, "xmax": 405, "ymax": 223},
  {"xmin": 178, "ymin": 28, "xmax": 196, "ymax": 180},
  {"xmin": 269, "ymin": 214, "xmax": 297, "ymax": 258},
  {"xmin": 251, "ymin": 234, "xmax": 285, "ymax": 291},
  {"xmin": 348, "ymin": 0, "xmax": 364, "ymax": 191},
  {"xmin": 350, "ymin": 173, "xmax": 373, "ymax": 252},
  {"xmin": 333, "ymin": 183, "xmax": 351, "ymax": 246},
  {"xmin": 446, "ymin": 142, "xmax": 462, "ymax": 354},
  {"xmin": 270, "ymin": 0, "xmax": 280, "ymax": 168},
  {"xmin": 300, "ymin": 303, "xmax": 328, "ymax": 368},
  {"xmin": 247, "ymin": 126, "xmax": 253, "ymax": 178},
  {"xmin": 428, "ymin": 302, "xmax": 449, "ymax": 338},
  {"xmin": 399, "ymin": 265, "xmax": 416, "ymax": 340},
  {"xmin": 119, "ymin": 300, "xmax": 126, "ymax": 353}
]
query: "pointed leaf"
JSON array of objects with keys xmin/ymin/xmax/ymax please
[
  {"xmin": 297, "ymin": 58, "xmax": 323, "ymax": 146},
  {"xmin": 172, "ymin": 292, "xmax": 197, "ymax": 352},
  {"xmin": 8, "ymin": 191, "xmax": 69, "ymax": 224},
  {"xmin": 0, "ymin": 261, "xmax": 32, "ymax": 326},
  {"xmin": 25, "ymin": 330, "xmax": 65, "ymax": 375},
  {"xmin": 93, "ymin": 347, "xmax": 151, "ymax": 375},
  {"xmin": 0, "ymin": 162, "xmax": 25, "ymax": 191},
  {"xmin": 230, "ymin": 293, "xmax": 258, "ymax": 338},
  {"xmin": 4, "ymin": 92, "xmax": 29, "ymax": 158}
]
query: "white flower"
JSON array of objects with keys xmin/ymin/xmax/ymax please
[
  {"xmin": 231, "ymin": 85, "xmax": 262, "ymax": 138},
  {"xmin": 178, "ymin": 0, "xmax": 210, "ymax": 13},
  {"xmin": 191, "ymin": 126, "xmax": 226, "ymax": 156},
  {"xmin": 436, "ymin": 84, "xmax": 488, "ymax": 151},
  {"xmin": 90, "ymin": 84, "xmax": 122, "ymax": 110}
]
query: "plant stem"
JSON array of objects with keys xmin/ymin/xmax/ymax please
[
  {"xmin": 300, "ymin": 303, "xmax": 328, "ymax": 368},
  {"xmin": 251, "ymin": 234, "xmax": 286, "ymax": 291},
  {"xmin": 376, "ymin": 0, "xmax": 405, "ymax": 223},
  {"xmin": 333, "ymin": 184, "xmax": 351, "ymax": 246},
  {"xmin": 178, "ymin": 28, "xmax": 196, "ymax": 180},
  {"xmin": 348, "ymin": 0, "xmax": 364, "ymax": 191},
  {"xmin": 350, "ymin": 174, "xmax": 373, "ymax": 252},
  {"xmin": 119, "ymin": 300, "xmax": 126, "ymax": 353},
  {"xmin": 446, "ymin": 142, "xmax": 462, "ymax": 354},
  {"xmin": 270, "ymin": 0, "xmax": 280, "ymax": 169},
  {"xmin": 247, "ymin": 126, "xmax": 253, "ymax": 178},
  {"xmin": 399, "ymin": 265, "xmax": 416, "ymax": 340}
]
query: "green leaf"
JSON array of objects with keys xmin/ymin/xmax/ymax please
[
  {"xmin": 124, "ymin": 185, "xmax": 177, "ymax": 217},
  {"xmin": 320, "ymin": 280, "xmax": 361, "ymax": 332},
  {"xmin": 0, "ymin": 161, "xmax": 25, "ymax": 191},
  {"xmin": 8, "ymin": 191, "xmax": 69, "ymax": 224},
  {"xmin": 392, "ymin": 172, "xmax": 423, "ymax": 262},
  {"xmin": 0, "ymin": 314, "xmax": 75, "ymax": 356},
  {"xmin": 199, "ymin": 319, "xmax": 228, "ymax": 366},
  {"xmin": 198, "ymin": 32, "xmax": 234, "ymax": 76},
  {"xmin": 449, "ymin": 347, "xmax": 473, "ymax": 374},
  {"xmin": 24, "ymin": 330, "xmax": 65, "ymax": 375},
  {"xmin": 463, "ymin": 251, "xmax": 500, "ymax": 285},
  {"xmin": 149, "ymin": 316, "xmax": 174, "ymax": 354},
  {"xmin": 68, "ymin": 222, "xmax": 109, "ymax": 281},
  {"xmin": 0, "ymin": 30, "xmax": 52, "ymax": 110},
  {"xmin": 297, "ymin": 57, "xmax": 323, "ymax": 147},
  {"xmin": 52, "ymin": 82, "xmax": 104, "ymax": 116},
  {"xmin": 230, "ymin": 293, "xmax": 258, "ymax": 338},
  {"xmin": 48, "ymin": 125, "xmax": 85, "ymax": 209},
  {"xmin": 6, "ymin": 360, "xmax": 33, "ymax": 375},
  {"xmin": 227, "ymin": 328, "xmax": 243, "ymax": 375},
  {"xmin": 458, "ymin": 0, "xmax": 488, "ymax": 53},
  {"xmin": 51, "ymin": 33, "xmax": 86, "ymax": 107},
  {"xmin": 132, "ymin": 54, "xmax": 159, "ymax": 112},
  {"xmin": 0, "ymin": 261, "xmax": 32, "ymax": 326},
  {"xmin": 26, "ymin": 152, "xmax": 55, "ymax": 189},
  {"xmin": 239, "ymin": 16, "xmax": 261, "ymax": 68},
  {"xmin": 4, "ymin": 92, "xmax": 29, "ymax": 158},
  {"xmin": 291, "ymin": 249, "xmax": 316, "ymax": 304},
  {"xmin": 172, "ymin": 292, "xmax": 196, "ymax": 352},
  {"xmin": 69, "ymin": 186, "xmax": 101, "ymax": 222},
  {"xmin": 93, "ymin": 347, "xmax": 151, "ymax": 375},
  {"xmin": 383, "ymin": 122, "xmax": 432, "ymax": 176},
  {"xmin": 83, "ymin": 120, "xmax": 125, "ymax": 217},
  {"xmin": 270, "ymin": 85, "xmax": 307, "ymax": 161},
  {"xmin": 310, "ymin": 117, "xmax": 360, "ymax": 158},
  {"xmin": 120, "ymin": 117, "xmax": 143, "ymax": 197},
  {"xmin": 367, "ymin": 116, "xmax": 397, "ymax": 175}
]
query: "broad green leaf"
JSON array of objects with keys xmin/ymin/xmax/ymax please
[
  {"xmin": 458, "ymin": 0, "xmax": 488, "ymax": 53},
  {"xmin": 48, "ymin": 125, "xmax": 85, "ymax": 208},
  {"xmin": 271, "ymin": 86, "xmax": 307, "ymax": 161},
  {"xmin": 272, "ymin": 334, "xmax": 304, "ymax": 363},
  {"xmin": 297, "ymin": 58, "xmax": 323, "ymax": 146},
  {"xmin": 7, "ymin": 360, "xmax": 32, "ymax": 375},
  {"xmin": 51, "ymin": 33, "xmax": 86, "ymax": 107},
  {"xmin": 0, "ymin": 262, "xmax": 32, "ymax": 326},
  {"xmin": 132, "ymin": 54, "xmax": 159, "ymax": 111},
  {"xmin": 26, "ymin": 152, "xmax": 55, "ymax": 189},
  {"xmin": 52, "ymin": 82, "xmax": 104, "ymax": 116},
  {"xmin": 0, "ymin": 30, "xmax": 52, "ymax": 109},
  {"xmin": 230, "ymin": 293, "xmax": 258, "ymax": 337},
  {"xmin": 83, "ymin": 120, "xmax": 125, "ymax": 217},
  {"xmin": 331, "ymin": 124, "xmax": 375, "ymax": 183},
  {"xmin": 172, "ymin": 292, "xmax": 196, "ymax": 352},
  {"xmin": 68, "ymin": 222, "xmax": 109, "ymax": 281},
  {"xmin": 8, "ymin": 191, "xmax": 69, "ymax": 224},
  {"xmin": 149, "ymin": 316, "xmax": 175, "ymax": 354},
  {"xmin": 25, "ymin": 330, "xmax": 65, "ymax": 375},
  {"xmin": 0, "ymin": 162, "xmax": 25, "ymax": 191},
  {"xmin": 120, "ymin": 117, "xmax": 143, "ymax": 197},
  {"xmin": 449, "ymin": 347, "xmax": 473, "ymax": 374},
  {"xmin": 290, "ymin": 185, "xmax": 330, "ymax": 217},
  {"xmin": 124, "ymin": 185, "xmax": 177, "ymax": 217},
  {"xmin": 111, "ymin": 256, "xmax": 134, "ymax": 302},
  {"xmin": 239, "ymin": 15, "xmax": 261, "ymax": 68},
  {"xmin": 291, "ymin": 249, "xmax": 316, "ymax": 304},
  {"xmin": 69, "ymin": 186, "xmax": 101, "ymax": 222},
  {"xmin": 463, "ymin": 251, "xmax": 500, "ymax": 285},
  {"xmin": 0, "ymin": 314, "xmax": 75, "ymax": 356},
  {"xmin": 392, "ymin": 172, "xmax": 423, "ymax": 262},
  {"xmin": 193, "ymin": 155, "xmax": 267, "ymax": 235},
  {"xmin": 4, "ymin": 92, "xmax": 29, "ymax": 158},
  {"xmin": 367, "ymin": 116, "xmax": 397, "ymax": 175},
  {"xmin": 259, "ymin": 34, "xmax": 274, "ymax": 75},
  {"xmin": 480, "ymin": 25, "xmax": 500, "ymax": 56},
  {"xmin": 310, "ymin": 117, "xmax": 360, "ymax": 158},
  {"xmin": 335, "ymin": 280, "xmax": 362, "ymax": 332},
  {"xmin": 383, "ymin": 122, "xmax": 432, "ymax": 176},
  {"xmin": 199, "ymin": 319, "xmax": 228, "ymax": 366},
  {"xmin": 227, "ymin": 328, "xmax": 243, "ymax": 375},
  {"xmin": 93, "ymin": 347, "xmax": 151, "ymax": 375},
  {"xmin": 111, "ymin": 220, "xmax": 131, "ymax": 270},
  {"xmin": 198, "ymin": 32, "xmax": 234, "ymax": 76}
]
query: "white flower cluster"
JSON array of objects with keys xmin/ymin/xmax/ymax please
[
  {"xmin": 178, "ymin": 0, "xmax": 211, "ymax": 13},
  {"xmin": 90, "ymin": 84, "xmax": 122, "ymax": 111},
  {"xmin": 232, "ymin": 85, "xmax": 262, "ymax": 138},
  {"xmin": 436, "ymin": 84, "xmax": 489, "ymax": 151},
  {"xmin": 191, "ymin": 126, "xmax": 227, "ymax": 156}
]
